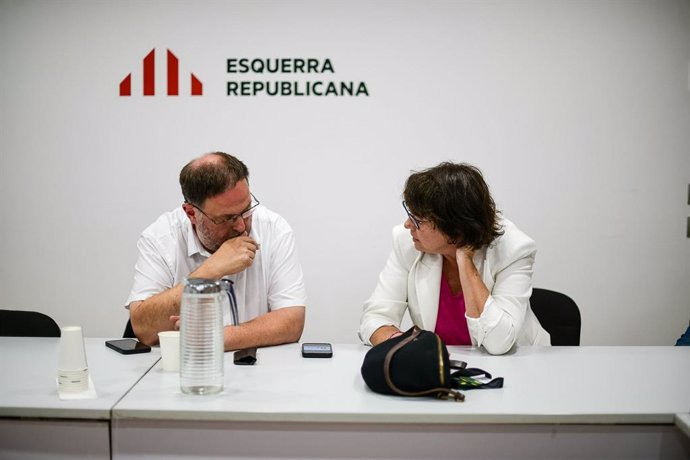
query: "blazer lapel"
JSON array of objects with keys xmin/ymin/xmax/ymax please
[
  {"xmin": 411, "ymin": 252, "xmax": 443, "ymax": 331},
  {"xmin": 473, "ymin": 246, "xmax": 491, "ymax": 291}
]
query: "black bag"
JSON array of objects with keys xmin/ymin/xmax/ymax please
[{"xmin": 361, "ymin": 326, "xmax": 466, "ymax": 401}]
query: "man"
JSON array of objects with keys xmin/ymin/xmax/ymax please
[{"xmin": 126, "ymin": 152, "xmax": 306, "ymax": 350}]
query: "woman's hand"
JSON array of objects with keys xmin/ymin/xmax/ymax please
[
  {"xmin": 455, "ymin": 245, "xmax": 475, "ymax": 265},
  {"xmin": 454, "ymin": 245, "xmax": 488, "ymax": 318},
  {"xmin": 370, "ymin": 325, "xmax": 402, "ymax": 346}
]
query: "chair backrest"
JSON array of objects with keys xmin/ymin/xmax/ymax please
[
  {"xmin": 0, "ymin": 309, "xmax": 61, "ymax": 337},
  {"xmin": 529, "ymin": 288, "xmax": 581, "ymax": 346},
  {"xmin": 123, "ymin": 319, "xmax": 136, "ymax": 338}
]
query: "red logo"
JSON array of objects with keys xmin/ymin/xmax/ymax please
[{"xmin": 120, "ymin": 49, "xmax": 202, "ymax": 96}]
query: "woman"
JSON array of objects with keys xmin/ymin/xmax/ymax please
[{"xmin": 359, "ymin": 162, "xmax": 550, "ymax": 355}]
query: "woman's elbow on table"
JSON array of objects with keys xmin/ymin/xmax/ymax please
[{"xmin": 479, "ymin": 328, "xmax": 517, "ymax": 356}]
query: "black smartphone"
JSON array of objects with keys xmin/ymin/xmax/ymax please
[
  {"xmin": 233, "ymin": 347, "xmax": 257, "ymax": 365},
  {"xmin": 105, "ymin": 338, "xmax": 151, "ymax": 355},
  {"xmin": 301, "ymin": 342, "xmax": 333, "ymax": 358}
]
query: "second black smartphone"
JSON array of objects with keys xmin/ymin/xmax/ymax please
[
  {"xmin": 301, "ymin": 343, "xmax": 333, "ymax": 358},
  {"xmin": 105, "ymin": 338, "xmax": 151, "ymax": 355}
]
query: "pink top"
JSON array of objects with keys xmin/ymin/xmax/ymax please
[{"xmin": 434, "ymin": 275, "xmax": 472, "ymax": 345}]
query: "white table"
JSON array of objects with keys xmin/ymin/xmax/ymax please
[
  {"xmin": 112, "ymin": 344, "xmax": 690, "ymax": 460},
  {"xmin": 0, "ymin": 337, "xmax": 160, "ymax": 460},
  {"xmin": 677, "ymin": 413, "xmax": 690, "ymax": 439}
]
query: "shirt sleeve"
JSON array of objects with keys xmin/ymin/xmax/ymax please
[
  {"xmin": 465, "ymin": 235, "xmax": 536, "ymax": 355},
  {"xmin": 265, "ymin": 225, "xmax": 307, "ymax": 310},
  {"xmin": 125, "ymin": 233, "xmax": 175, "ymax": 308}
]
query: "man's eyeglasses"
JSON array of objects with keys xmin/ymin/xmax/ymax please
[
  {"xmin": 189, "ymin": 193, "xmax": 260, "ymax": 226},
  {"xmin": 402, "ymin": 201, "xmax": 427, "ymax": 230}
]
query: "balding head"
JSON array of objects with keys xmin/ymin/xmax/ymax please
[{"xmin": 179, "ymin": 152, "xmax": 249, "ymax": 206}]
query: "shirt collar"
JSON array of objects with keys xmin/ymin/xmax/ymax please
[{"xmin": 184, "ymin": 217, "xmax": 212, "ymax": 259}]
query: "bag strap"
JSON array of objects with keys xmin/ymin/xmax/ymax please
[
  {"xmin": 453, "ymin": 367, "xmax": 491, "ymax": 379},
  {"xmin": 449, "ymin": 359, "xmax": 467, "ymax": 370},
  {"xmin": 450, "ymin": 367, "xmax": 504, "ymax": 390},
  {"xmin": 383, "ymin": 327, "xmax": 465, "ymax": 402}
]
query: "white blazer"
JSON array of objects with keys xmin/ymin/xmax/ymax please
[{"xmin": 359, "ymin": 218, "xmax": 550, "ymax": 355}]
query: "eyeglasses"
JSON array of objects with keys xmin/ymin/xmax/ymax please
[
  {"xmin": 402, "ymin": 201, "xmax": 427, "ymax": 230},
  {"xmin": 189, "ymin": 193, "xmax": 260, "ymax": 226}
]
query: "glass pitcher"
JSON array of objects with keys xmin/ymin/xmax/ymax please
[{"xmin": 180, "ymin": 278, "xmax": 224, "ymax": 395}]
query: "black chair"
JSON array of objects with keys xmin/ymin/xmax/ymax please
[
  {"xmin": 0, "ymin": 309, "xmax": 61, "ymax": 337},
  {"xmin": 529, "ymin": 288, "xmax": 581, "ymax": 346},
  {"xmin": 123, "ymin": 319, "xmax": 136, "ymax": 338},
  {"xmin": 676, "ymin": 322, "xmax": 690, "ymax": 346}
]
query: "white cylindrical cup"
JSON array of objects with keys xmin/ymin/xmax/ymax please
[
  {"xmin": 57, "ymin": 326, "xmax": 89, "ymax": 392},
  {"xmin": 158, "ymin": 331, "xmax": 180, "ymax": 372},
  {"xmin": 57, "ymin": 368, "xmax": 89, "ymax": 392},
  {"xmin": 58, "ymin": 326, "xmax": 88, "ymax": 371}
]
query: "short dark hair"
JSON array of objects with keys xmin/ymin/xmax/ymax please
[
  {"xmin": 403, "ymin": 162, "xmax": 503, "ymax": 249},
  {"xmin": 179, "ymin": 152, "xmax": 249, "ymax": 206}
]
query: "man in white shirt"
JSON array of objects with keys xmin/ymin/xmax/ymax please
[{"xmin": 126, "ymin": 152, "xmax": 306, "ymax": 349}]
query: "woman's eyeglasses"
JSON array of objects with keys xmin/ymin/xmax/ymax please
[{"xmin": 402, "ymin": 201, "xmax": 427, "ymax": 230}]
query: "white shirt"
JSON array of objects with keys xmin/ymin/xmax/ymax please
[{"xmin": 126, "ymin": 205, "xmax": 307, "ymax": 325}]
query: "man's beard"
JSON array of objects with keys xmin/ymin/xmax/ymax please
[{"xmin": 196, "ymin": 224, "xmax": 244, "ymax": 253}]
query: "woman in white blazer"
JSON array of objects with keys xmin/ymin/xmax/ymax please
[{"xmin": 359, "ymin": 162, "xmax": 550, "ymax": 355}]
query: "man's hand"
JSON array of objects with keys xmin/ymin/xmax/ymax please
[
  {"xmin": 173, "ymin": 307, "xmax": 305, "ymax": 351},
  {"xmin": 129, "ymin": 291, "xmax": 182, "ymax": 346},
  {"xmin": 194, "ymin": 235, "xmax": 259, "ymax": 279},
  {"xmin": 221, "ymin": 306, "xmax": 304, "ymax": 351}
]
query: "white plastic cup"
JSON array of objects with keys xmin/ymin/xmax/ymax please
[
  {"xmin": 57, "ymin": 368, "xmax": 89, "ymax": 392},
  {"xmin": 58, "ymin": 326, "xmax": 88, "ymax": 371},
  {"xmin": 57, "ymin": 326, "xmax": 89, "ymax": 392},
  {"xmin": 158, "ymin": 330, "xmax": 180, "ymax": 372}
]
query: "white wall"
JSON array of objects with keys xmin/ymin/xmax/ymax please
[{"xmin": 1, "ymin": 0, "xmax": 688, "ymax": 345}]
